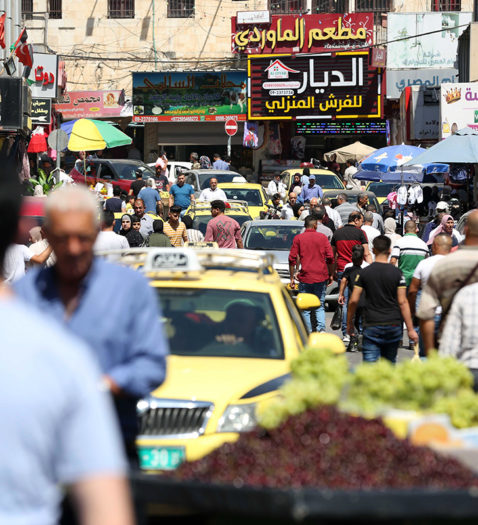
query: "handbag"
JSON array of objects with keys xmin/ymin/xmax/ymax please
[{"xmin": 330, "ymin": 304, "xmax": 343, "ymax": 331}]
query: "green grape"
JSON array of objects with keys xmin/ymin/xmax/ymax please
[{"xmin": 432, "ymin": 390, "xmax": 478, "ymax": 429}]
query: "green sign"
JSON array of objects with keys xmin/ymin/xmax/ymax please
[{"xmin": 138, "ymin": 446, "xmax": 185, "ymax": 470}]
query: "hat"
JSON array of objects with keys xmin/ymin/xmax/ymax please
[
  {"xmin": 436, "ymin": 201, "xmax": 449, "ymax": 212},
  {"xmin": 309, "ymin": 174, "xmax": 316, "ymax": 180}
]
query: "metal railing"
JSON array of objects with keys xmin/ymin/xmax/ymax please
[
  {"xmin": 269, "ymin": 0, "xmax": 306, "ymax": 14},
  {"xmin": 108, "ymin": 0, "xmax": 135, "ymax": 19},
  {"xmin": 167, "ymin": 0, "xmax": 195, "ymax": 18},
  {"xmin": 48, "ymin": 0, "xmax": 62, "ymax": 19},
  {"xmin": 312, "ymin": 0, "xmax": 348, "ymax": 12},
  {"xmin": 431, "ymin": 0, "xmax": 461, "ymax": 10},
  {"xmin": 21, "ymin": 0, "xmax": 33, "ymax": 20}
]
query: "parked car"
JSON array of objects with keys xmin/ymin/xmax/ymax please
[
  {"xmin": 280, "ymin": 168, "xmax": 345, "ymax": 193},
  {"xmin": 147, "ymin": 161, "xmax": 192, "ymax": 184},
  {"xmin": 184, "ymin": 201, "xmax": 252, "ymax": 235},
  {"xmin": 69, "ymin": 159, "xmax": 156, "ymax": 192},
  {"xmin": 322, "ymin": 189, "xmax": 382, "ymax": 215},
  {"xmin": 217, "ymin": 182, "xmax": 270, "ymax": 219},
  {"xmin": 241, "ymin": 220, "xmax": 339, "ymax": 310},
  {"xmin": 183, "ymin": 169, "xmax": 245, "ymax": 199}
]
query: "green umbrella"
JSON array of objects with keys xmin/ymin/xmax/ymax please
[{"xmin": 68, "ymin": 118, "xmax": 132, "ymax": 152}]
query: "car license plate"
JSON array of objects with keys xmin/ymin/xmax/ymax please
[{"xmin": 138, "ymin": 446, "xmax": 186, "ymax": 471}]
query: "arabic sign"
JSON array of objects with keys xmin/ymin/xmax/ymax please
[
  {"xmin": 387, "ymin": 12, "xmax": 471, "ymax": 69},
  {"xmin": 54, "ymin": 90, "xmax": 127, "ymax": 120},
  {"xmin": 237, "ymin": 11, "xmax": 270, "ymax": 25},
  {"xmin": 387, "ymin": 68, "xmax": 458, "ymax": 99},
  {"xmin": 248, "ymin": 51, "xmax": 382, "ymax": 120},
  {"xmin": 132, "ymin": 71, "xmax": 247, "ymax": 123},
  {"xmin": 400, "ymin": 86, "xmax": 440, "ymax": 141},
  {"xmin": 440, "ymin": 82, "xmax": 478, "ymax": 139},
  {"xmin": 232, "ymin": 13, "xmax": 373, "ymax": 54},
  {"xmin": 296, "ymin": 120, "xmax": 386, "ymax": 135},
  {"xmin": 27, "ymin": 53, "xmax": 58, "ymax": 98},
  {"xmin": 31, "ymin": 98, "xmax": 52, "ymax": 125}
]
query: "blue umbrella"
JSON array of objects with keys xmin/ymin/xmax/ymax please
[
  {"xmin": 360, "ymin": 145, "xmax": 425, "ymax": 173},
  {"xmin": 60, "ymin": 120, "xmax": 77, "ymax": 137},
  {"xmin": 354, "ymin": 165, "xmax": 447, "ymax": 183}
]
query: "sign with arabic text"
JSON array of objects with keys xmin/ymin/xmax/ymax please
[
  {"xmin": 54, "ymin": 90, "xmax": 126, "ymax": 120},
  {"xmin": 27, "ymin": 52, "xmax": 58, "ymax": 98},
  {"xmin": 296, "ymin": 120, "xmax": 386, "ymax": 135},
  {"xmin": 132, "ymin": 71, "xmax": 247, "ymax": 122},
  {"xmin": 387, "ymin": 68, "xmax": 458, "ymax": 99},
  {"xmin": 440, "ymin": 82, "xmax": 478, "ymax": 139},
  {"xmin": 387, "ymin": 12, "xmax": 471, "ymax": 69},
  {"xmin": 248, "ymin": 51, "xmax": 382, "ymax": 120},
  {"xmin": 232, "ymin": 13, "xmax": 373, "ymax": 54},
  {"xmin": 31, "ymin": 98, "xmax": 52, "ymax": 125}
]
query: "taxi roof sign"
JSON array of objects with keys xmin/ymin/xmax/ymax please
[{"xmin": 144, "ymin": 248, "xmax": 202, "ymax": 273}]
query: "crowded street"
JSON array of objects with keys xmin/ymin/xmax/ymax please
[{"xmin": 3, "ymin": 1, "xmax": 478, "ymax": 525}]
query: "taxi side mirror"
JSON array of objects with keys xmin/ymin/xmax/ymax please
[
  {"xmin": 295, "ymin": 292, "xmax": 320, "ymax": 310},
  {"xmin": 307, "ymin": 332, "xmax": 346, "ymax": 354}
]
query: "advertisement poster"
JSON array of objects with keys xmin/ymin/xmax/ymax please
[
  {"xmin": 54, "ymin": 90, "xmax": 127, "ymax": 119},
  {"xmin": 27, "ymin": 53, "xmax": 59, "ymax": 98},
  {"xmin": 231, "ymin": 13, "xmax": 373, "ymax": 54},
  {"xmin": 387, "ymin": 12, "xmax": 471, "ymax": 69},
  {"xmin": 248, "ymin": 51, "xmax": 382, "ymax": 120},
  {"xmin": 132, "ymin": 71, "xmax": 247, "ymax": 122},
  {"xmin": 387, "ymin": 68, "xmax": 458, "ymax": 99},
  {"xmin": 440, "ymin": 82, "xmax": 478, "ymax": 138}
]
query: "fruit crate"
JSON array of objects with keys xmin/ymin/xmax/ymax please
[{"xmin": 131, "ymin": 473, "xmax": 478, "ymax": 524}]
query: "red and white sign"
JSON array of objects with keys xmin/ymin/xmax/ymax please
[{"xmin": 225, "ymin": 119, "xmax": 238, "ymax": 136}]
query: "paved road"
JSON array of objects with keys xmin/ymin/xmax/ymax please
[{"xmin": 324, "ymin": 309, "xmax": 415, "ymax": 366}]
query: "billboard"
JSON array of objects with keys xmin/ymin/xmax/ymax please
[
  {"xmin": 387, "ymin": 12, "xmax": 472, "ymax": 69},
  {"xmin": 440, "ymin": 82, "xmax": 478, "ymax": 139},
  {"xmin": 387, "ymin": 68, "xmax": 458, "ymax": 99},
  {"xmin": 232, "ymin": 13, "xmax": 373, "ymax": 54},
  {"xmin": 27, "ymin": 53, "xmax": 58, "ymax": 99},
  {"xmin": 247, "ymin": 51, "xmax": 382, "ymax": 120},
  {"xmin": 54, "ymin": 90, "xmax": 127, "ymax": 120},
  {"xmin": 132, "ymin": 71, "xmax": 247, "ymax": 123}
]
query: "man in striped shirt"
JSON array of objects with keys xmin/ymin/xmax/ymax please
[
  {"xmin": 163, "ymin": 205, "xmax": 188, "ymax": 247},
  {"xmin": 390, "ymin": 220, "xmax": 429, "ymax": 286}
]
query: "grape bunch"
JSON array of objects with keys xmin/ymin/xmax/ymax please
[{"xmin": 171, "ymin": 406, "xmax": 478, "ymax": 489}]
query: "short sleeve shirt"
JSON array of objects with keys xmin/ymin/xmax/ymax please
[
  {"xmin": 155, "ymin": 175, "xmax": 169, "ymax": 191},
  {"xmin": 355, "ymin": 262, "xmax": 406, "ymax": 327},
  {"xmin": 331, "ymin": 224, "xmax": 368, "ymax": 272},
  {"xmin": 163, "ymin": 221, "xmax": 187, "ymax": 247},
  {"xmin": 130, "ymin": 179, "xmax": 146, "ymax": 197},
  {"xmin": 170, "ymin": 183, "xmax": 194, "ymax": 210},
  {"xmin": 204, "ymin": 215, "xmax": 242, "ymax": 248},
  {"xmin": 3, "ymin": 244, "xmax": 34, "ymax": 283}
]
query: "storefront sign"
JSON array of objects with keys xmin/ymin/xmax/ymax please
[
  {"xmin": 232, "ymin": 13, "xmax": 373, "ymax": 54},
  {"xmin": 440, "ymin": 82, "xmax": 478, "ymax": 138},
  {"xmin": 387, "ymin": 12, "xmax": 471, "ymax": 69},
  {"xmin": 387, "ymin": 68, "xmax": 458, "ymax": 99},
  {"xmin": 31, "ymin": 98, "xmax": 52, "ymax": 125},
  {"xmin": 248, "ymin": 51, "xmax": 382, "ymax": 120},
  {"xmin": 296, "ymin": 120, "xmax": 386, "ymax": 134},
  {"xmin": 27, "ymin": 53, "xmax": 58, "ymax": 98},
  {"xmin": 54, "ymin": 90, "xmax": 127, "ymax": 120},
  {"xmin": 132, "ymin": 71, "xmax": 247, "ymax": 122},
  {"xmin": 237, "ymin": 11, "xmax": 270, "ymax": 25}
]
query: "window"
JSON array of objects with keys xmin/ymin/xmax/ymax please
[
  {"xmin": 167, "ymin": 0, "xmax": 195, "ymax": 18},
  {"xmin": 432, "ymin": 0, "xmax": 461, "ymax": 10},
  {"xmin": 269, "ymin": 0, "xmax": 306, "ymax": 14},
  {"xmin": 21, "ymin": 0, "xmax": 33, "ymax": 20},
  {"xmin": 312, "ymin": 0, "xmax": 348, "ymax": 13},
  {"xmin": 48, "ymin": 0, "xmax": 62, "ymax": 19},
  {"xmin": 108, "ymin": 0, "xmax": 135, "ymax": 18},
  {"xmin": 355, "ymin": 0, "xmax": 391, "ymax": 12}
]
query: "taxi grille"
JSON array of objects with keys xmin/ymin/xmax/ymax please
[{"xmin": 137, "ymin": 400, "xmax": 213, "ymax": 437}]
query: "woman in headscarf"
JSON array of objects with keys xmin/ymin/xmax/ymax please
[
  {"xmin": 119, "ymin": 214, "xmax": 144, "ymax": 247},
  {"xmin": 427, "ymin": 214, "xmax": 463, "ymax": 247},
  {"xmin": 384, "ymin": 217, "xmax": 401, "ymax": 246},
  {"xmin": 290, "ymin": 173, "xmax": 302, "ymax": 196},
  {"xmin": 199, "ymin": 156, "xmax": 212, "ymax": 169}
]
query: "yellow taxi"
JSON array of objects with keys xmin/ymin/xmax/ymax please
[
  {"xmin": 109, "ymin": 248, "xmax": 335, "ymax": 471},
  {"xmin": 280, "ymin": 168, "xmax": 345, "ymax": 193},
  {"xmin": 217, "ymin": 182, "xmax": 270, "ymax": 219},
  {"xmin": 365, "ymin": 181, "xmax": 398, "ymax": 205},
  {"xmin": 184, "ymin": 200, "xmax": 253, "ymax": 235}
]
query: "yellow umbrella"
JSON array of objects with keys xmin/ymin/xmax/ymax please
[{"xmin": 68, "ymin": 119, "xmax": 132, "ymax": 152}]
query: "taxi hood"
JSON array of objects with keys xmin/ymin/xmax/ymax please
[{"xmin": 149, "ymin": 355, "xmax": 290, "ymax": 403}]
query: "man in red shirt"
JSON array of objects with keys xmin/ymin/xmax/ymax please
[
  {"xmin": 289, "ymin": 215, "xmax": 335, "ymax": 333},
  {"xmin": 205, "ymin": 200, "xmax": 244, "ymax": 249}
]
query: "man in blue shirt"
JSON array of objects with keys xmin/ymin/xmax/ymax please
[
  {"xmin": 212, "ymin": 153, "xmax": 229, "ymax": 170},
  {"xmin": 138, "ymin": 177, "xmax": 160, "ymax": 214},
  {"xmin": 15, "ymin": 185, "xmax": 169, "ymax": 456},
  {"xmin": 301, "ymin": 174, "xmax": 323, "ymax": 202},
  {"xmin": 169, "ymin": 172, "xmax": 195, "ymax": 214}
]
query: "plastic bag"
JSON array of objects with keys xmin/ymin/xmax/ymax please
[{"xmin": 330, "ymin": 305, "xmax": 343, "ymax": 331}]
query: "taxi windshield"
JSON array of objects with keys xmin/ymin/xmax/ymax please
[
  {"xmin": 244, "ymin": 225, "xmax": 302, "ymax": 251},
  {"xmin": 367, "ymin": 182, "xmax": 398, "ymax": 197},
  {"xmin": 157, "ymin": 289, "xmax": 284, "ymax": 359},
  {"xmin": 222, "ymin": 188, "xmax": 263, "ymax": 206},
  {"xmin": 193, "ymin": 214, "xmax": 251, "ymax": 234},
  {"xmin": 199, "ymin": 174, "xmax": 238, "ymax": 189}
]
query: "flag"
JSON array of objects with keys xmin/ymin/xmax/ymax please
[
  {"xmin": 13, "ymin": 28, "xmax": 27, "ymax": 49},
  {"xmin": 0, "ymin": 13, "xmax": 6, "ymax": 49},
  {"xmin": 16, "ymin": 43, "xmax": 33, "ymax": 68}
]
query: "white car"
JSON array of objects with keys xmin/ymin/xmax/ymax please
[{"xmin": 147, "ymin": 161, "xmax": 192, "ymax": 184}]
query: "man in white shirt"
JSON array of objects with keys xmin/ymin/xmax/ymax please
[
  {"xmin": 94, "ymin": 210, "xmax": 129, "ymax": 252},
  {"xmin": 361, "ymin": 211, "xmax": 380, "ymax": 252},
  {"xmin": 322, "ymin": 197, "xmax": 343, "ymax": 229},
  {"xmin": 267, "ymin": 173, "xmax": 287, "ymax": 202},
  {"xmin": 198, "ymin": 178, "xmax": 227, "ymax": 202},
  {"xmin": 3, "ymin": 242, "xmax": 52, "ymax": 283},
  {"xmin": 281, "ymin": 192, "xmax": 298, "ymax": 220},
  {"xmin": 344, "ymin": 160, "xmax": 360, "ymax": 190}
]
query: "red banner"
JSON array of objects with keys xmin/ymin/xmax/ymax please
[
  {"xmin": 231, "ymin": 13, "xmax": 373, "ymax": 55},
  {"xmin": 54, "ymin": 90, "xmax": 126, "ymax": 119}
]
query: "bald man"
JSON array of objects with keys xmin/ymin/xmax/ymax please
[
  {"xmin": 408, "ymin": 233, "xmax": 452, "ymax": 356},
  {"xmin": 417, "ymin": 210, "xmax": 478, "ymax": 352},
  {"xmin": 281, "ymin": 192, "xmax": 298, "ymax": 219}
]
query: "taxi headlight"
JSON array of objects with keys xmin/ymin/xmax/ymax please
[{"xmin": 217, "ymin": 403, "xmax": 257, "ymax": 433}]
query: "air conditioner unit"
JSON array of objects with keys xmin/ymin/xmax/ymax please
[{"xmin": 0, "ymin": 77, "xmax": 32, "ymax": 133}]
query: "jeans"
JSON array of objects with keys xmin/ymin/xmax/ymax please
[
  {"xmin": 337, "ymin": 272, "xmax": 348, "ymax": 336},
  {"xmin": 362, "ymin": 325, "xmax": 402, "ymax": 363},
  {"xmin": 298, "ymin": 280, "xmax": 327, "ymax": 333}
]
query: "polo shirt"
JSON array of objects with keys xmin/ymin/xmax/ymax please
[
  {"xmin": 138, "ymin": 186, "xmax": 160, "ymax": 213},
  {"xmin": 289, "ymin": 229, "xmax": 334, "ymax": 284},
  {"xmin": 163, "ymin": 221, "xmax": 187, "ymax": 247},
  {"xmin": 391, "ymin": 233, "xmax": 429, "ymax": 286},
  {"xmin": 331, "ymin": 224, "xmax": 368, "ymax": 273},
  {"xmin": 170, "ymin": 183, "xmax": 194, "ymax": 210}
]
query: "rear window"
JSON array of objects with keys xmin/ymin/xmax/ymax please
[
  {"xmin": 315, "ymin": 175, "xmax": 344, "ymax": 189},
  {"xmin": 199, "ymin": 173, "xmax": 239, "ymax": 189},
  {"xmin": 156, "ymin": 289, "xmax": 284, "ymax": 359},
  {"xmin": 222, "ymin": 188, "xmax": 263, "ymax": 206},
  {"xmin": 115, "ymin": 163, "xmax": 155, "ymax": 180},
  {"xmin": 193, "ymin": 214, "xmax": 251, "ymax": 234}
]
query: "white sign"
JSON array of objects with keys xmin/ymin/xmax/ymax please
[
  {"xmin": 387, "ymin": 12, "xmax": 472, "ymax": 69},
  {"xmin": 28, "ymin": 52, "xmax": 59, "ymax": 99},
  {"xmin": 387, "ymin": 68, "xmax": 458, "ymax": 99},
  {"xmin": 237, "ymin": 10, "xmax": 270, "ymax": 25},
  {"xmin": 440, "ymin": 82, "xmax": 478, "ymax": 139}
]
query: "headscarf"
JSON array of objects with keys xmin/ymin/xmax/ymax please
[
  {"xmin": 199, "ymin": 156, "xmax": 212, "ymax": 169},
  {"xmin": 124, "ymin": 214, "xmax": 145, "ymax": 247},
  {"xmin": 384, "ymin": 217, "xmax": 397, "ymax": 235},
  {"xmin": 427, "ymin": 214, "xmax": 454, "ymax": 245},
  {"xmin": 119, "ymin": 214, "xmax": 132, "ymax": 236}
]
